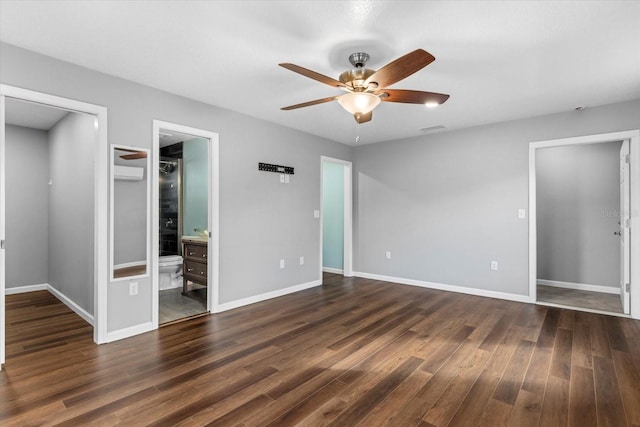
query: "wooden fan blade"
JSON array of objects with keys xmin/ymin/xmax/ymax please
[
  {"xmin": 281, "ymin": 96, "xmax": 338, "ymax": 110},
  {"xmin": 115, "ymin": 147, "xmax": 141, "ymax": 153},
  {"xmin": 120, "ymin": 152, "xmax": 147, "ymax": 160},
  {"xmin": 378, "ymin": 89, "xmax": 449, "ymax": 105},
  {"xmin": 279, "ymin": 63, "xmax": 345, "ymax": 89},
  {"xmin": 365, "ymin": 49, "xmax": 435, "ymax": 89},
  {"xmin": 354, "ymin": 111, "xmax": 372, "ymax": 124}
]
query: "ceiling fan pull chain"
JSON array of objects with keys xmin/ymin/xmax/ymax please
[{"xmin": 355, "ymin": 122, "xmax": 360, "ymax": 144}]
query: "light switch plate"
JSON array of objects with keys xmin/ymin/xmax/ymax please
[
  {"xmin": 314, "ymin": 210, "xmax": 320, "ymax": 218},
  {"xmin": 285, "ymin": 175, "xmax": 290, "ymax": 184},
  {"xmin": 279, "ymin": 174, "xmax": 285, "ymax": 183},
  {"xmin": 518, "ymin": 209, "xmax": 526, "ymax": 219}
]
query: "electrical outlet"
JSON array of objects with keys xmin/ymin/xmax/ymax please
[
  {"xmin": 280, "ymin": 174, "xmax": 285, "ymax": 183},
  {"xmin": 285, "ymin": 175, "xmax": 290, "ymax": 184},
  {"xmin": 299, "ymin": 256, "xmax": 304, "ymax": 265},
  {"xmin": 313, "ymin": 210, "xmax": 320, "ymax": 218},
  {"xmin": 129, "ymin": 281, "xmax": 138, "ymax": 296},
  {"xmin": 280, "ymin": 259, "xmax": 285, "ymax": 269},
  {"xmin": 490, "ymin": 261, "xmax": 498, "ymax": 271},
  {"xmin": 518, "ymin": 209, "xmax": 526, "ymax": 219},
  {"xmin": 385, "ymin": 251, "xmax": 391, "ymax": 260}
]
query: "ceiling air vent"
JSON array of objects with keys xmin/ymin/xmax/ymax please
[{"xmin": 420, "ymin": 125, "xmax": 446, "ymax": 133}]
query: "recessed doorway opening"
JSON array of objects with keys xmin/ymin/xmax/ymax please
[{"xmin": 152, "ymin": 121, "xmax": 219, "ymax": 327}]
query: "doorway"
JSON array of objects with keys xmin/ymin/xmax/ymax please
[
  {"xmin": 0, "ymin": 85, "xmax": 109, "ymax": 368},
  {"xmin": 151, "ymin": 121, "xmax": 219, "ymax": 328},
  {"xmin": 320, "ymin": 156, "xmax": 353, "ymax": 279},
  {"xmin": 529, "ymin": 130, "xmax": 640, "ymax": 319}
]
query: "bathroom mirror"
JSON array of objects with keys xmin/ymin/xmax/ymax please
[{"xmin": 110, "ymin": 144, "xmax": 150, "ymax": 281}]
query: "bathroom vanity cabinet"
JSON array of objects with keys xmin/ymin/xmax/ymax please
[{"xmin": 182, "ymin": 238, "xmax": 207, "ymax": 295}]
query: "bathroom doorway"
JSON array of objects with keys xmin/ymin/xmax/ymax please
[
  {"xmin": 320, "ymin": 156, "xmax": 353, "ymax": 279},
  {"xmin": 152, "ymin": 121, "xmax": 219, "ymax": 327}
]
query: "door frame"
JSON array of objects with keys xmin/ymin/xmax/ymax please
[
  {"xmin": 528, "ymin": 129, "xmax": 640, "ymax": 319},
  {"xmin": 151, "ymin": 120, "xmax": 219, "ymax": 328},
  {"xmin": 0, "ymin": 84, "xmax": 109, "ymax": 368},
  {"xmin": 320, "ymin": 156, "xmax": 353, "ymax": 279}
]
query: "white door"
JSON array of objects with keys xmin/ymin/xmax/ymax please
[{"xmin": 620, "ymin": 139, "xmax": 631, "ymax": 314}]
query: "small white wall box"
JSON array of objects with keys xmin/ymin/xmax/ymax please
[{"xmin": 114, "ymin": 165, "xmax": 144, "ymax": 181}]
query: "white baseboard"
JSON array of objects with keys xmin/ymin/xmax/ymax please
[
  {"xmin": 537, "ymin": 279, "xmax": 620, "ymax": 295},
  {"xmin": 322, "ymin": 267, "xmax": 344, "ymax": 274},
  {"xmin": 113, "ymin": 260, "xmax": 146, "ymax": 270},
  {"xmin": 214, "ymin": 279, "xmax": 322, "ymax": 313},
  {"xmin": 352, "ymin": 271, "xmax": 532, "ymax": 304},
  {"xmin": 5, "ymin": 283, "xmax": 48, "ymax": 295},
  {"xmin": 105, "ymin": 322, "xmax": 153, "ymax": 343},
  {"xmin": 47, "ymin": 285, "xmax": 95, "ymax": 326}
]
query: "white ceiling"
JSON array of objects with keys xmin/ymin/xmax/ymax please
[
  {"xmin": 1, "ymin": 1, "xmax": 639, "ymax": 146},
  {"xmin": 4, "ymin": 98, "xmax": 69, "ymax": 131}
]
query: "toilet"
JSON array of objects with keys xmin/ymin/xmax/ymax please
[{"xmin": 159, "ymin": 255, "xmax": 183, "ymax": 290}]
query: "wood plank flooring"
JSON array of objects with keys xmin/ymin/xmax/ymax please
[{"xmin": 2, "ymin": 273, "xmax": 639, "ymax": 426}]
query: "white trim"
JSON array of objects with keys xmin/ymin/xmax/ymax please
[
  {"xmin": 5, "ymin": 283, "xmax": 49, "ymax": 295},
  {"xmin": 0, "ymin": 93, "xmax": 5, "ymax": 368},
  {"xmin": 113, "ymin": 260, "xmax": 146, "ymax": 270},
  {"xmin": 536, "ymin": 301, "xmax": 631, "ymax": 319},
  {"xmin": 529, "ymin": 129, "xmax": 640, "ymax": 320},
  {"xmin": 0, "ymin": 85, "xmax": 109, "ymax": 367},
  {"xmin": 537, "ymin": 279, "xmax": 620, "ymax": 295},
  {"xmin": 320, "ymin": 156, "xmax": 353, "ymax": 281},
  {"xmin": 105, "ymin": 322, "xmax": 153, "ymax": 343},
  {"xmin": 151, "ymin": 121, "xmax": 220, "ymax": 327},
  {"xmin": 47, "ymin": 285, "xmax": 94, "ymax": 326},
  {"xmin": 322, "ymin": 267, "xmax": 344, "ymax": 274},
  {"xmin": 353, "ymin": 271, "xmax": 531, "ymax": 304},
  {"xmin": 215, "ymin": 279, "xmax": 322, "ymax": 313}
]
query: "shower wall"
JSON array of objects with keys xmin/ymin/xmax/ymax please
[{"xmin": 159, "ymin": 142, "xmax": 183, "ymax": 256}]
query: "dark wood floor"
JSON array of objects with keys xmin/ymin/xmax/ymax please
[{"xmin": 2, "ymin": 273, "xmax": 639, "ymax": 426}]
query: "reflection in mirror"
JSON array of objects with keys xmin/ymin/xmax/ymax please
[{"xmin": 110, "ymin": 145, "xmax": 150, "ymax": 280}]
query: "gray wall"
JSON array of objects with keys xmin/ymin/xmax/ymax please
[
  {"xmin": 537, "ymin": 142, "xmax": 622, "ymax": 288},
  {"xmin": 353, "ymin": 99, "xmax": 640, "ymax": 296},
  {"xmin": 5, "ymin": 125, "xmax": 49, "ymax": 288},
  {"xmin": 48, "ymin": 112, "xmax": 95, "ymax": 314},
  {"xmin": 1, "ymin": 43, "xmax": 352, "ymax": 332}
]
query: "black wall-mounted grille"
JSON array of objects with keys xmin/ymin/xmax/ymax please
[{"xmin": 259, "ymin": 162, "xmax": 294, "ymax": 174}]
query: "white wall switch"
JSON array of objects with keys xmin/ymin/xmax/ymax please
[
  {"xmin": 518, "ymin": 209, "xmax": 526, "ymax": 219},
  {"xmin": 385, "ymin": 251, "xmax": 391, "ymax": 260},
  {"xmin": 299, "ymin": 256, "xmax": 304, "ymax": 265},
  {"xmin": 129, "ymin": 281, "xmax": 138, "ymax": 296},
  {"xmin": 285, "ymin": 175, "xmax": 290, "ymax": 184},
  {"xmin": 313, "ymin": 210, "xmax": 320, "ymax": 218},
  {"xmin": 280, "ymin": 259, "xmax": 285, "ymax": 269},
  {"xmin": 490, "ymin": 261, "xmax": 498, "ymax": 271},
  {"xmin": 279, "ymin": 174, "xmax": 285, "ymax": 183}
]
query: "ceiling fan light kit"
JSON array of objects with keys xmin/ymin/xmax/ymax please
[
  {"xmin": 337, "ymin": 92, "xmax": 381, "ymax": 115},
  {"xmin": 280, "ymin": 48, "xmax": 449, "ymax": 125}
]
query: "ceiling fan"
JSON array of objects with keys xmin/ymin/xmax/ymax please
[
  {"xmin": 115, "ymin": 147, "xmax": 147, "ymax": 160},
  {"xmin": 279, "ymin": 49, "xmax": 449, "ymax": 124}
]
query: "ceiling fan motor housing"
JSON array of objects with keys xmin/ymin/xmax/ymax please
[{"xmin": 348, "ymin": 52, "xmax": 370, "ymax": 68}]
